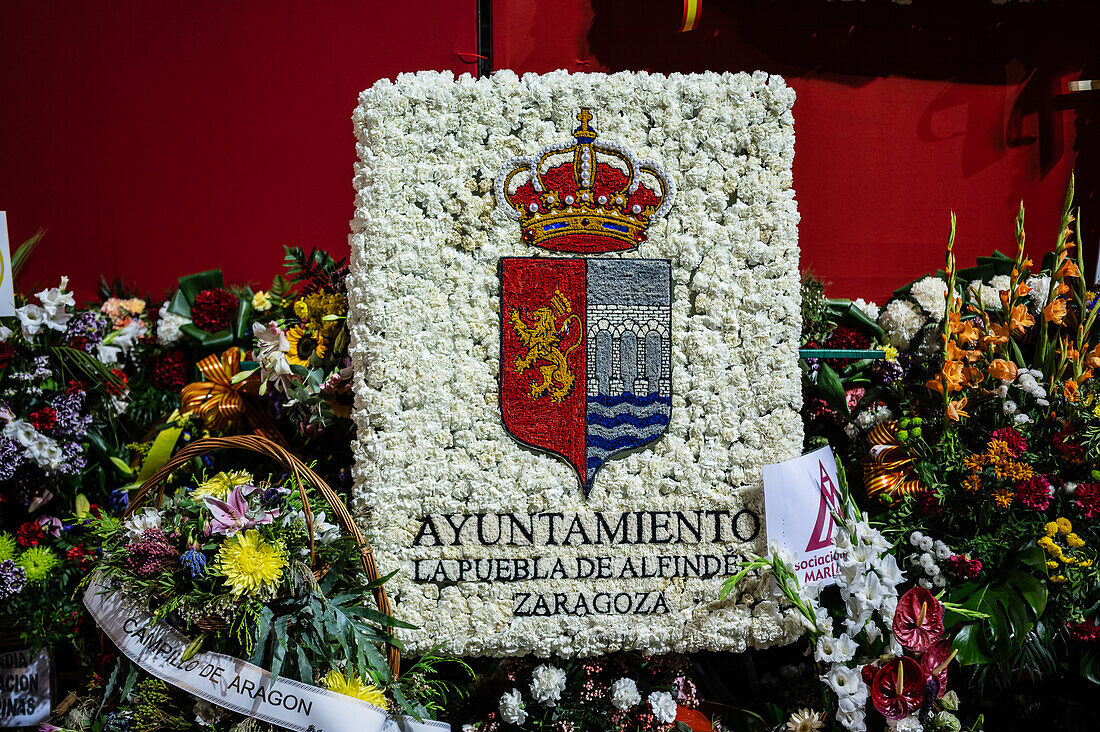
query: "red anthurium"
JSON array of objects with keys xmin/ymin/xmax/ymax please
[
  {"xmin": 871, "ymin": 657, "xmax": 925, "ymax": 720},
  {"xmin": 920, "ymin": 640, "xmax": 957, "ymax": 698},
  {"xmin": 893, "ymin": 586, "xmax": 944, "ymax": 652},
  {"xmin": 674, "ymin": 706, "xmax": 712, "ymax": 732}
]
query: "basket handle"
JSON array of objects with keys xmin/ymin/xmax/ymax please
[{"xmin": 125, "ymin": 434, "xmax": 401, "ymax": 678}]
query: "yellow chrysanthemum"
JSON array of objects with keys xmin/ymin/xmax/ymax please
[
  {"xmin": 1056, "ymin": 517, "xmax": 1073, "ymax": 535},
  {"xmin": 1044, "ymin": 522, "xmax": 1059, "ymax": 538},
  {"xmin": 216, "ymin": 530, "xmax": 285, "ymax": 599},
  {"xmin": 1046, "ymin": 560, "xmax": 1059, "ymax": 570},
  {"xmin": 321, "ymin": 670, "xmax": 387, "ymax": 708},
  {"xmin": 1067, "ymin": 533, "xmax": 1085, "ymax": 549},
  {"xmin": 193, "ymin": 470, "xmax": 253, "ymax": 500},
  {"xmin": 1051, "ymin": 575, "xmax": 1068, "ymax": 584}
]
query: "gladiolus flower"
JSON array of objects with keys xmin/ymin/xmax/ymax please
[
  {"xmin": 1043, "ymin": 299, "xmax": 1068, "ymax": 325},
  {"xmin": 870, "ymin": 657, "xmax": 925, "ymax": 720},
  {"xmin": 947, "ymin": 397, "xmax": 969, "ymax": 422},
  {"xmin": 1009, "ymin": 304, "xmax": 1035, "ymax": 335},
  {"xmin": 893, "ymin": 586, "xmax": 944, "ymax": 652},
  {"xmin": 987, "ymin": 359, "xmax": 1017, "ymax": 382},
  {"xmin": 1064, "ymin": 380, "xmax": 1079, "ymax": 402}
]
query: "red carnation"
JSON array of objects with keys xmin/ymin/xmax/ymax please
[
  {"xmin": 191, "ymin": 288, "xmax": 239, "ymax": 333},
  {"xmin": 66, "ymin": 379, "xmax": 87, "ymax": 395},
  {"xmin": 29, "ymin": 406, "xmax": 57, "ymax": 432},
  {"xmin": 0, "ymin": 342, "xmax": 14, "ymax": 370},
  {"xmin": 105, "ymin": 368, "xmax": 129, "ymax": 397},
  {"xmin": 893, "ymin": 586, "xmax": 944, "ymax": 652},
  {"xmin": 1015, "ymin": 475, "xmax": 1052, "ymax": 511},
  {"xmin": 66, "ymin": 543, "xmax": 95, "ymax": 569},
  {"xmin": 16, "ymin": 521, "xmax": 44, "ymax": 547},
  {"xmin": 989, "ymin": 426, "xmax": 1027, "ymax": 457},
  {"xmin": 147, "ymin": 350, "xmax": 189, "ymax": 392},
  {"xmin": 1053, "ymin": 427, "xmax": 1086, "ymax": 462},
  {"xmin": 1075, "ymin": 482, "xmax": 1100, "ymax": 519},
  {"xmin": 947, "ymin": 554, "xmax": 982, "ymax": 580},
  {"xmin": 870, "ymin": 657, "xmax": 926, "ymax": 720},
  {"xmin": 914, "ymin": 490, "xmax": 944, "ymax": 516},
  {"xmin": 1067, "ymin": 619, "xmax": 1100, "ymax": 643}
]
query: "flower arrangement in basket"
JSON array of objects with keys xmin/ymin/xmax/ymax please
[{"xmin": 71, "ymin": 435, "xmax": 456, "ymax": 732}]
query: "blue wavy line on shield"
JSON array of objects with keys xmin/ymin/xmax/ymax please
[
  {"xmin": 586, "ymin": 432, "xmax": 667, "ymax": 453},
  {"xmin": 587, "ymin": 411, "xmax": 670, "ymax": 430},
  {"xmin": 587, "ymin": 400, "xmax": 668, "ymax": 419}
]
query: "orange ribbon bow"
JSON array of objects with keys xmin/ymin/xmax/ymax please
[
  {"xmin": 864, "ymin": 421, "xmax": 924, "ymax": 500},
  {"xmin": 180, "ymin": 347, "xmax": 256, "ymax": 432}
]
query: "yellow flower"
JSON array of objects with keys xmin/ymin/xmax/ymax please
[
  {"xmin": 252, "ymin": 290, "xmax": 274, "ymax": 312},
  {"xmin": 216, "ymin": 530, "xmax": 286, "ymax": 599},
  {"xmin": 962, "ymin": 473, "xmax": 982, "ymax": 493},
  {"xmin": 1080, "ymin": 560, "xmax": 1094, "ymax": 568},
  {"xmin": 1056, "ymin": 517, "xmax": 1073, "ymax": 535},
  {"xmin": 1067, "ymin": 533, "xmax": 1085, "ymax": 549},
  {"xmin": 193, "ymin": 470, "xmax": 253, "ymax": 500},
  {"xmin": 321, "ymin": 670, "xmax": 388, "ymax": 708},
  {"xmin": 991, "ymin": 488, "xmax": 1014, "ymax": 509},
  {"xmin": 1038, "ymin": 537, "xmax": 1057, "ymax": 552},
  {"xmin": 1051, "ymin": 575, "xmax": 1068, "ymax": 584},
  {"xmin": 1046, "ymin": 561, "xmax": 1059, "ymax": 570},
  {"xmin": 285, "ymin": 326, "xmax": 322, "ymax": 366},
  {"xmin": 1044, "ymin": 522, "xmax": 1060, "ymax": 538},
  {"xmin": 294, "ymin": 298, "xmax": 310, "ymax": 321},
  {"xmin": 883, "ymin": 345, "xmax": 899, "ymax": 363}
]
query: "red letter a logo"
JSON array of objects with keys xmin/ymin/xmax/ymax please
[{"xmin": 805, "ymin": 460, "xmax": 840, "ymax": 552}]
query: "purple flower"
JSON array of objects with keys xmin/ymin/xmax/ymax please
[
  {"xmin": 203, "ymin": 485, "xmax": 278, "ymax": 536},
  {"xmin": 0, "ymin": 559, "xmax": 27, "ymax": 601},
  {"xmin": 0, "ymin": 439, "xmax": 23, "ymax": 482},
  {"xmin": 63, "ymin": 310, "xmax": 107, "ymax": 353},
  {"xmin": 51, "ymin": 392, "xmax": 91, "ymax": 440},
  {"xmin": 37, "ymin": 515, "xmax": 62, "ymax": 537}
]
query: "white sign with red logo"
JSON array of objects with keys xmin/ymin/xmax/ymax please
[
  {"xmin": 0, "ymin": 212, "xmax": 14, "ymax": 317},
  {"xmin": 763, "ymin": 445, "xmax": 846, "ymax": 586}
]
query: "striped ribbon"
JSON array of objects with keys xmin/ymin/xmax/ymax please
[
  {"xmin": 180, "ymin": 347, "xmax": 252, "ymax": 431},
  {"xmin": 680, "ymin": 0, "xmax": 701, "ymax": 32},
  {"xmin": 863, "ymin": 421, "xmax": 923, "ymax": 499}
]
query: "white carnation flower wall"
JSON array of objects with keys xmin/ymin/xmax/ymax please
[{"xmin": 347, "ymin": 70, "xmax": 804, "ymax": 657}]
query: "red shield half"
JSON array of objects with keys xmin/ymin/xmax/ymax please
[{"xmin": 500, "ymin": 258, "xmax": 587, "ymax": 480}]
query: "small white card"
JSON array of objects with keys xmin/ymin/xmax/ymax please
[
  {"xmin": 0, "ymin": 648, "xmax": 50, "ymax": 727},
  {"xmin": 763, "ymin": 445, "xmax": 845, "ymax": 587},
  {"xmin": 0, "ymin": 212, "xmax": 14, "ymax": 317}
]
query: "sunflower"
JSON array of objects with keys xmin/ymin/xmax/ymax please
[
  {"xmin": 193, "ymin": 470, "xmax": 253, "ymax": 500},
  {"xmin": 216, "ymin": 530, "xmax": 285, "ymax": 599},
  {"xmin": 321, "ymin": 670, "xmax": 388, "ymax": 708},
  {"xmin": 285, "ymin": 326, "xmax": 324, "ymax": 365}
]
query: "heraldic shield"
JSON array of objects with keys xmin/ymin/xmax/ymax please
[
  {"xmin": 501, "ymin": 258, "xmax": 672, "ymax": 495},
  {"xmin": 496, "ymin": 108, "xmax": 675, "ymax": 496}
]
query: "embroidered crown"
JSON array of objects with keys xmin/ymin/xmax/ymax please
[{"xmin": 496, "ymin": 109, "xmax": 674, "ymax": 253}]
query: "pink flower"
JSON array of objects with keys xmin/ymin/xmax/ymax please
[
  {"xmin": 1075, "ymin": 482, "xmax": 1100, "ymax": 518},
  {"xmin": 203, "ymin": 485, "xmax": 277, "ymax": 536},
  {"xmin": 1015, "ymin": 476, "xmax": 1052, "ymax": 511},
  {"xmin": 36, "ymin": 515, "xmax": 63, "ymax": 537},
  {"xmin": 989, "ymin": 427, "xmax": 1027, "ymax": 457},
  {"xmin": 893, "ymin": 587, "xmax": 944, "ymax": 653}
]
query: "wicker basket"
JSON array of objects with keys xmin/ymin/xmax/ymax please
[{"xmin": 123, "ymin": 434, "xmax": 401, "ymax": 677}]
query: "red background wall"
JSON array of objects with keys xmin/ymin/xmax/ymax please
[{"xmin": 0, "ymin": 1, "xmax": 1090, "ymax": 303}]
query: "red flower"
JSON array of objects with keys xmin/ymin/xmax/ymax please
[
  {"xmin": 191, "ymin": 289, "xmax": 239, "ymax": 333},
  {"xmin": 914, "ymin": 490, "xmax": 943, "ymax": 516},
  {"xmin": 1067, "ymin": 618, "xmax": 1100, "ymax": 643},
  {"xmin": 29, "ymin": 406, "xmax": 57, "ymax": 432},
  {"xmin": 1053, "ymin": 427, "xmax": 1086, "ymax": 462},
  {"xmin": 870, "ymin": 657, "xmax": 925, "ymax": 720},
  {"xmin": 16, "ymin": 521, "xmax": 44, "ymax": 547},
  {"xmin": 989, "ymin": 426, "xmax": 1027, "ymax": 457},
  {"xmin": 919, "ymin": 640, "xmax": 956, "ymax": 698},
  {"xmin": 66, "ymin": 544, "xmax": 96, "ymax": 569},
  {"xmin": 105, "ymin": 368, "xmax": 129, "ymax": 396},
  {"xmin": 1015, "ymin": 475, "xmax": 1052, "ymax": 511},
  {"xmin": 946, "ymin": 554, "xmax": 982, "ymax": 580},
  {"xmin": 147, "ymin": 350, "xmax": 189, "ymax": 392},
  {"xmin": 893, "ymin": 586, "xmax": 944, "ymax": 652},
  {"xmin": 0, "ymin": 342, "xmax": 14, "ymax": 370},
  {"xmin": 66, "ymin": 380, "xmax": 87, "ymax": 395},
  {"xmin": 1075, "ymin": 482, "xmax": 1100, "ymax": 519}
]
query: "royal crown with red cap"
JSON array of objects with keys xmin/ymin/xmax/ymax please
[{"xmin": 496, "ymin": 108, "xmax": 674, "ymax": 253}]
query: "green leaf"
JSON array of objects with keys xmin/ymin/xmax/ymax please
[
  {"xmin": 1007, "ymin": 569, "xmax": 1048, "ymax": 620},
  {"xmin": 249, "ymin": 607, "xmax": 273, "ymax": 665},
  {"xmin": 1081, "ymin": 647, "xmax": 1100, "ymax": 685},
  {"xmin": 953, "ymin": 623, "xmax": 992, "ymax": 666},
  {"xmin": 109, "ymin": 456, "xmax": 134, "ymax": 477},
  {"xmin": 11, "ymin": 228, "xmax": 45, "ymax": 281},
  {"xmin": 180, "ymin": 322, "xmax": 234, "ymax": 349},
  {"xmin": 815, "ymin": 362, "xmax": 850, "ymax": 416},
  {"xmin": 295, "ymin": 644, "xmax": 313, "ymax": 684}
]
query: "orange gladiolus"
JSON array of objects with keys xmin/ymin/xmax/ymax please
[
  {"xmin": 1043, "ymin": 299, "xmax": 1068, "ymax": 325},
  {"xmin": 945, "ymin": 341, "xmax": 979, "ymax": 363},
  {"xmin": 1065, "ymin": 380, "xmax": 1079, "ymax": 402},
  {"xmin": 988, "ymin": 359, "xmax": 1018, "ymax": 381},
  {"xmin": 983, "ymin": 322, "xmax": 1011, "ymax": 348},
  {"xmin": 927, "ymin": 360, "xmax": 966, "ymax": 395},
  {"xmin": 1009, "ymin": 304, "xmax": 1035, "ymax": 335},
  {"xmin": 947, "ymin": 397, "xmax": 970, "ymax": 421},
  {"xmin": 1057, "ymin": 259, "xmax": 1082, "ymax": 279},
  {"xmin": 1085, "ymin": 344, "xmax": 1100, "ymax": 370}
]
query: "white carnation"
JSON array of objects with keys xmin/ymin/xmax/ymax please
[
  {"xmin": 498, "ymin": 689, "xmax": 527, "ymax": 725},
  {"xmin": 529, "ymin": 664, "xmax": 567, "ymax": 707},
  {"xmin": 909, "ymin": 276, "xmax": 949, "ymax": 317},
  {"xmin": 1026, "ymin": 275, "xmax": 1051, "ymax": 311},
  {"xmin": 968, "ymin": 274, "xmax": 1009, "ymax": 310},
  {"xmin": 852, "ymin": 298, "xmax": 880, "ymax": 321},
  {"xmin": 878, "ymin": 299, "xmax": 926, "ymax": 350},
  {"xmin": 894, "ymin": 715, "xmax": 923, "ymax": 732},
  {"xmin": 610, "ymin": 678, "xmax": 641, "ymax": 710},
  {"xmin": 157, "ymin": 301, "xmax": 191, "ymax": 347},
  {"xmin": 647, "ymin": 691, "xmax": 677, "ymax": 724}
]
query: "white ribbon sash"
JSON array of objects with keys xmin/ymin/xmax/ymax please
[{"xmin": 84, "ymin": 577, "xmax": 448, "ymax": 732}]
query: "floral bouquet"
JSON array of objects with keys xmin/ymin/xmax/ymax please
[{"xmin": 70, "ymin": 435, "xmax": 448, "ymax": 732}]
